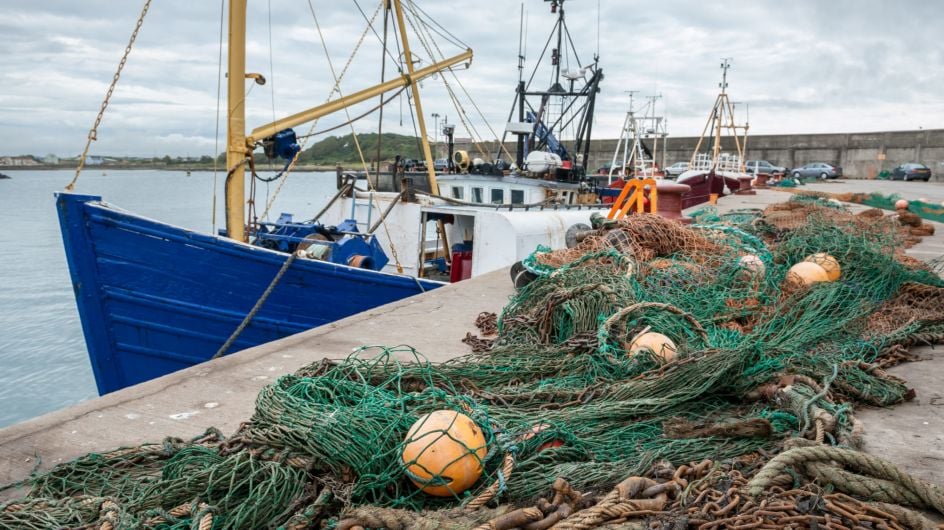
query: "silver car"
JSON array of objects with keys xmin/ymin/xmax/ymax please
[
  {"xmin": 665, "ymin": 162, "xmax": 689, "ymax": 177},
  {"xmin": 791, "ymin": 162, "xmax": 842, "ymax": 179}
]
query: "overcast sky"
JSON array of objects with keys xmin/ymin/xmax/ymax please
[{"xmin": 1, "ymin": 0, "xmax": 942, "ymax": 157}]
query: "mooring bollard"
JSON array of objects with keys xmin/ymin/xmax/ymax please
[
  {"xmin": 655, "ymin": 180, "xmax": 693, "ymax": 224},
  {"xmin": 736, "ymin": 175, "xmax": 756, "ymax": 195},
  {"xmin": 754, "ymin": 173, "xmax": 769, "ymax": 189}
]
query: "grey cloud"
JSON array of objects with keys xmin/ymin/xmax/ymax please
[{"xmin": 0, "ymin": 0, "xmax": 941, "ymax": 157}]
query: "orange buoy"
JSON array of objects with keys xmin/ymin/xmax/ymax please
[
  {"xmin": 628, "ymin": 332, "xmax": 677, "ymax": 363},
  {"xmin": 895, "ymin": 199, "xmax": 908, "ymax": 210},
  {"xmin": 804, "ymin": 253, "xmax": 841, "ymax": 281},
  {"xmin": 786, "ymin": 261, "xmax": 829, "ymax": 286},
  {"xmin": 738, "ymin": 254, "xmax": 766, "ymax": 276},
  {"xmin": 401, "ymin": 410, "xmax": 486, "ymax": 497}
]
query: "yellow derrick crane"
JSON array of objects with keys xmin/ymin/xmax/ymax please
[{"xmin": 225, "ymin": 0, "xmax": 471, "ymax": 242}]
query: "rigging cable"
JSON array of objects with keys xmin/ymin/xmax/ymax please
[
  {"xmin": 211, "ymin": 0, "xmax": 225, "ymax": 233},
  {"xmin": 264, "ymin": 0, "xmax": 279, "ymax": 221},
  {"xmin": 375, "ymin": 3, "xmax": 390, "ymax": 175},
  {"xmin": 403, "ymin": 0, "xmax": 513, "ymax": 162},
  {"xmin": 294, "ymin": 88, "xmax": 407, "ymax": 140},
  {"xmin": 411, "ymin": 0, "xmax": 515, "ymax": 162},
  {"xmin": 401, "ymin": 0, "xmax": 469, "ymax": 50},
  {"xmin": 306, "ymin": 0, "xmax": 405, "ymax": 272},
  {"xmin": 255, "ymin": 0, "xmax": 382, "ymax": 222},
  {"xmin": 352, "ymin": 0, "xmax": 402, "ymax": 70},
  {"xmin": 65, "ymin": 0, "xmax": 152, "ymax": 192}
]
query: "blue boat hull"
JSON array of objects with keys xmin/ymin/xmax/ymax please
[{"xmin": 56, "ymin": 193, "xmax": 441, "ymax": 394}]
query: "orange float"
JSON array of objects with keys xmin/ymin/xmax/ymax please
[
  {"xmin": 786, "ymin": 262, "xmax": 829, "ymax": 286},
  {"xmin": 628, "ymin": 332, "xmax": 677, "ymax": 362},
  {"xmin": 895, "ymin": 199, "xmax": 908, "ymax": 210},
  {"xmin": 401, "ymin": 410, "xmax": 487, "ymax": 496},
  {"xmin": 804, "ymin": 253, "xmax": 841, "ymax": 281}
]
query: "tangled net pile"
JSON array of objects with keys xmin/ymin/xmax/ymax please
[{"xmin": 4, "ymin": 197, "xmax": 944, "ymax": 529}]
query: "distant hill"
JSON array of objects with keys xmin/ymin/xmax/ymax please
[{"xmin": 298, "ymin": 132, "xmax": 424, "ymax": 165}]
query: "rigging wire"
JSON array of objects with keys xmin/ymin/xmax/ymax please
[
  {"xmin": 294, "ymin": 87, "xmax": 406, "ymax": 140},
  {"xmin": 308, "ymin": 0, "xmax": 405, "ymax": 273},
  {"xmin": 403, "ymin": 0, "xmax": 513, "ymax": 161},
  {"xmin": 256, "ymin": 0, "xmax": 382, "ymax": 221},
  {"xmin": 401, "ymin": 0, "xmax": 469, "ymax": 50},
  {"xmin": 351, "ymin": 0, "xmax": 402, "ymax": 70},
  {"xmin": 211, "ymin": 0, "xmax": 225, "ymax": 233},
  {"xmin": 375, "ymin": 2, "xmax": 390, "ymax": 175},
  {"xmin": 264, "ymin": 0, "xmax": 278, "ymax": 221}
]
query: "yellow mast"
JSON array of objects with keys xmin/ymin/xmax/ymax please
[
  {"xmin": 224, "ymin": 1, "xmax": 470, "ymax": 241},
  {"xmin": 225, "ymin": 0, "xmax": 248, "ymax": 242},
  {"xmin": 248, "ymin": 50, "xmax": 471, "ymax": 143},
  {"xmin": 391, "ymin": 0, "xmax": 439, "ymax": 195}
]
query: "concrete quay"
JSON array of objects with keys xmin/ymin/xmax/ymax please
[{"xmin": 1, "ymin": 183, "xmax": 941, "ymax": 498}]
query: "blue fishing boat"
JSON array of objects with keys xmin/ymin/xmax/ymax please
[
  {"xmin": 56, "ymin": 0, "xmax": 606, "ymax": 394},
  {"xmin": 56, "ymin": 192, "xmax": 439, "ymax": 393}
]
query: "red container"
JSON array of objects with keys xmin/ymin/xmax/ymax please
[{"xmin": 450, "ymin": 250, "xmax": 473, "ymax": 283}]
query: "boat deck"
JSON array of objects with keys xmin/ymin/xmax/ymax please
[{"xmin": 1, "ymin": 183, "xmax": 942, "ymax": 497}]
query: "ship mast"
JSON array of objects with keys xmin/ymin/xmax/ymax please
[
  {"xmin": 225, "ymin": 0, "xmax": 248, "ymax": 242},
  {"xmin": 689, "ymin": 58, "xmax": 745, "ymax": 170},
  {"xmin": 391, "ymin": 0, "xmax": 439, "ymax": 195},
  {"xmin": 223, "ymin": 1, "xmax": 471, "ymax": 241}
]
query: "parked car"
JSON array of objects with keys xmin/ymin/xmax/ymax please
[
  {"xmin": 665, "ymin": 162, "xmax": 689, "ymax": 177},
  {"xmin": 401, "ymin": 158, "xmax": 427, "ymax": 172},
  {"xmin": 433, "ymin": 158, "xmax": 449, "ymax": 172},
  {"xmin": 791, "ymin": 162, "xmax": 842, "ymax": 179},
  {"xmin": 891, "ymin": 163, "xmax": 932, "ymax": 182},
  {"xmin": 745, "ymin": 160, "xmax": 786, "ymax": 175}
]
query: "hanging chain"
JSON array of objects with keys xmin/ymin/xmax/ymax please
[{"xmin": 65, "ymin": 0, "xmax": 152, "ymax": 192}]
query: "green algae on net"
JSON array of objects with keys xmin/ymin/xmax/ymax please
[{"xmin": 4, "ymin": 196, "xmax": 944, "ymax": 529}]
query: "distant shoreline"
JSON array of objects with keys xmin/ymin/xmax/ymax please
[{"xmin": 0, "ymin": 164, "xmax": 343, "ymax": 172}]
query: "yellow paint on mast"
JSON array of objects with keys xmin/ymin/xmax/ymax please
[
  {"xmin": 248, "ymin": 49, "xmax": 471, "ymax": 144},
  {"xmin": 225, "ymin": 0, "xmax": 248, "ymax": 242},
  {"xmin": 391, "ymin": 0, "xmax": 439, "ymax": 195}
]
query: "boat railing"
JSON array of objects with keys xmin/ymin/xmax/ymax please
[
  {"xmin": 717, "ymin": 153, "xmax": 743, "ymax": 173},
  {"xmin": 690, "ymin": 153, "xmax": 713, "ymax": 172},
  {"xmin": 690, "ymin": 153, "xmax": 743, "ymax": 173}
]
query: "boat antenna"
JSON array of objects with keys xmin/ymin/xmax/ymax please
[
  {"xmin": 624, "ymin": 90, "xmax": 638, "ymax": 114},
  {"xmin": 517, "ymin": 3, "xmax": 525, "ymax": 83},
  {"xmin": 720, "ymin": 57, "xmax": 732, "ymax": 95},
  {"xmin": 596, "ymin": 0, "xmax": 600, "ymax": 61}
]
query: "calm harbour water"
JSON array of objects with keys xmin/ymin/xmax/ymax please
[{"xmin": 0, "ymin": 169, "xmax": 335, "ymax": 428}]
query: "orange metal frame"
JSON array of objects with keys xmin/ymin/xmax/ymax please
[{"xmin": 606, "ymin": 178, "xmax": 658, "ymax": 219}]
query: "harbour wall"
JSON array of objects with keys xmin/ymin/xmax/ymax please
[{"xmin": 456, "ymin": 128, "xmax": 944, "ymax": 180}]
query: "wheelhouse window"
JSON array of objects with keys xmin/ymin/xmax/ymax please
[
  {"xmin": 451, "ymin": 186, "xmax": 464, "ymax": 200},
  {"xmin": 511, "ymin": 189, "xmax": 525, "ymax": 204},
  {"xmin": 490, "ymin": 188, "xmax": 505, "ymax": 204},
  {"xmin": 471, "ymin": 187, "xmax": 484, "ymax": 203}
]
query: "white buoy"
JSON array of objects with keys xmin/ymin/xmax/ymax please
[{"xmin": 738, "ymin": 255, "xmax": 766, "ymax": 276}]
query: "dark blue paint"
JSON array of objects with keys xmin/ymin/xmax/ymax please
[{"xmin": 56, "ymin": 193, "xmax": 441, "ymax": 395}]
